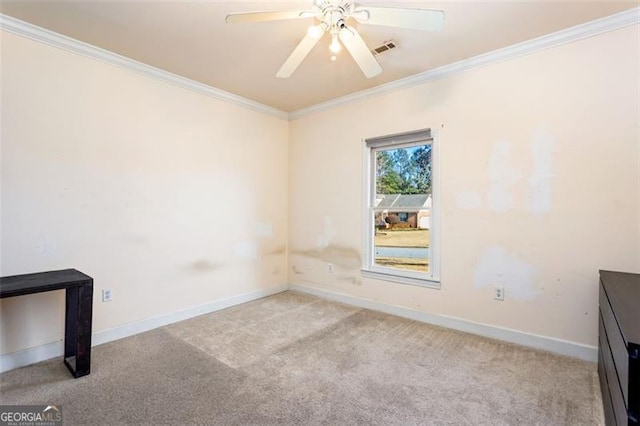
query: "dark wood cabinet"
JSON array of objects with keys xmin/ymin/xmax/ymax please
[{"xmin": 599, "ymin": 270, "xmax": 640, "ymax": 425}]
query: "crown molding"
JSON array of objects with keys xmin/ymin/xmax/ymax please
[
  {"xmin": 2, "ymin": 7, "xmax": 638, "ymax": 122},
  {"xmin": 0, "ymin": 14, "xmax": 289, "ymax": 121},
  {"xmin": 289, "ymin": 6, "xmax": 640, "ymax": 120}
]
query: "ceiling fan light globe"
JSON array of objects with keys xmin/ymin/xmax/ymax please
[{"xmin": 329, "ymin": 36, "xmax": 341, "ymax": 53}]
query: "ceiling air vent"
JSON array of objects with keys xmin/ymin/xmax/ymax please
[{"xmin": 371, "ymin": 40, "xmax": 397, "ymax": 56}]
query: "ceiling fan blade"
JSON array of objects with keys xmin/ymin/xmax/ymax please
[
  {"xmin": 276, "ymin": 33, "xmax": 323, "ymax": 78},
  {"xmin": 353, "ymin": 7, "xmax": 444, "ymax": 31},
  {"xmin": 226, "ymin": 10, "xmax": 313, "ymax": 24},
  {"xmin": 339, "ymin": 27, "xmax": 382, "ymax": 79}
]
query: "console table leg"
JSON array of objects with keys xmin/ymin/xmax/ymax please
[
  {"xmin": 64, "ymin": 287, "xmax": 78, "ymax": 364},
  {"xmin": 64, "ymin": 283, "xmax": 93, "ymax": 378}
]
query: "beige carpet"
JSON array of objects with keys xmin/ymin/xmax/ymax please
[{"xmin": 0, "ymin": 291, "xmax": 603, "ymax": 425}]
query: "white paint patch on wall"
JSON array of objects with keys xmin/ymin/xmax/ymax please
[
  {"xmin": 487, "ymin": 141, "xmax": 522, "ymax": 213},
  {"xmin": 35, "ymin": 236, "xmax": 57, "ymax": 255},
  {"xmin": 528, "ymin": 127, "xmax": 555, "ymax": 215},
  {"xmin": 474, "ymin": 245, "xmax": 539, "ymax": 300},
  {"xmin": 456, "ymin": 190, "xmax": 483, "ymax": 210},
  {"xmin": 255, "ymin": 222, "xmax": 273, "ymax": 238},
  {"xmin": 316, "ymin": 216, "xmax": 335, "ymax": 248},
  {"xmin": 234, "ymin": 240, "xmax": 260, "ymax": 261}
]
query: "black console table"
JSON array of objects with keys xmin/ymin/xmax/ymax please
[
  {"xmin": 0, "ymin": 269, "xmax": 93, "ymax": 378},
  {"xmin": 598, "ymin": 270, "xmax": 639, "ymax": 425}
]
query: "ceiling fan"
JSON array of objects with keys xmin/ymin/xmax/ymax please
[{"xmin": 226, "ymin": 1, "xmax": 444, "ymax": 79}]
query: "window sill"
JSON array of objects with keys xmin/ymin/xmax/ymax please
[{"xmin": 361, "ymin": 269, "xmax": 441, "ymax": 289}]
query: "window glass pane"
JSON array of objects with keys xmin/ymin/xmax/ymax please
[{"xmin": 373, "ymin": 145, "xmax": 432, "ymax": 273}]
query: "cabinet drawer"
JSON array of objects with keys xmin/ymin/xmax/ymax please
[
  {"xmin": 600, "ymin": 345, "xmax": 618, "ymax": 425},
  {"xmin": 600, "ymin": 312, "xmax": 628, "ymax": 425},
  {"xmin": 601, "ymin": 284, "xmax": 630, "ymax": 404}
]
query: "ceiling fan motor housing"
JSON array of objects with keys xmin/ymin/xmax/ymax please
[
  {"xmin": 315, "ymin": 1, "xmax": 355, "ymax": 29},
  {"xmin": 226, "ymin": 1, "xmax": 444, "ymax": 79}
]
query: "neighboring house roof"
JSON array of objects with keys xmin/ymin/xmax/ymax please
[{"xmin": 375, "ymin": 194, "xmax": 431, "ymax": 209}]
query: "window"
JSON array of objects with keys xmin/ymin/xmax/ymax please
[{"xmin": 362, "ymin": 128, "xmax": 440, "ymax": 288}]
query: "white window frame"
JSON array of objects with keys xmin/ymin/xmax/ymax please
[{"xmin": 361, "ymin": 128, "xmax": 441, "ymax": 289}]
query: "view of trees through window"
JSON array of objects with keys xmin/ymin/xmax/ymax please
[
  {"xmin": 373, "ymin": 145, "xmax": 432, "ymax": 273},
  {"xmin": 376, "ymin": 146, "xmax": 432, "ymax": 195}
]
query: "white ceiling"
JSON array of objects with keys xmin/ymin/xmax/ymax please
[{"xmin": 1, "ymin": 1, "xmax": 637, "ymax": 112}]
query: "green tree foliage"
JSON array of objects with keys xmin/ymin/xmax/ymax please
[
  {"xmin": 412, "ymin": 146, "xmax": 432, "ymax": 194},
  {"xmin": 375, "ymin": 146, "xmax": 432, "ymax": 194},
  {"xmin": 376, "ymin": 151, "xmax": 402, "ymax": 193},
  {"xmin": 378, "ymin": 170, "xmax": 404, "ymax": 193},
  {"xmin": 393, "ymin": 149, "xmax": 411, "ymax": 184}
]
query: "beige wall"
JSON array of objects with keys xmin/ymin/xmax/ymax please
[
  {"xmin": 289, "ymin": 25, "xmax": 640, "ymax": 347},
  {"xmin": 1, "ymin": 23, "xmax": 638, "ymax": 359},
  {"xmin": 0, "ymin": 32, "xmax": 289, "ymax": 354}
]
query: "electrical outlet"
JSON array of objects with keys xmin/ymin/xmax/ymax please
[
  {"xmin": 494, "ymin": 286, "xmax": 505, "ymax": 301},
  {"xmin": 327, "ymin": 263, "xmax": 333, "ymax": 273},
  {"xmin": 102, "ymin": 288, "xmax": 113, "ymax": 302}
]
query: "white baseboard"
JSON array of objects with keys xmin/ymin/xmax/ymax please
[
  {"xmin": 0, "ymin": 341, "xmax": 64, "ymax": 373},
  {"xmin": 289, "ymin": 283, "xmax": 598, "ymax": 362},
  {"xmin": 1, "ymin": 282, "xmax": 597, "ymax": 373},
  {"xmin": 0, "ymin": 284, "xmax": 288, "ymax": 373}
]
